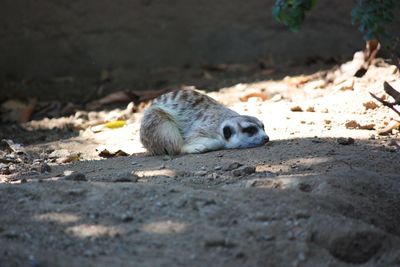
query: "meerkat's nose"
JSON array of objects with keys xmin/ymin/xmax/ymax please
[{"xmin": 263, "ymin": 136, "xmax": 269, "ymax": 144}]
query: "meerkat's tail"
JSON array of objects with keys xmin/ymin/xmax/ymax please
[{"xmin": 140, "ymin": 106, "xmax": 184, "ymax": 155}]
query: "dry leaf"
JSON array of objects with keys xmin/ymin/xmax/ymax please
[
  {"xmin": 239, "ymin": 92, "xmax": 269, "ymax": 102},
  {"xmin": 104, "ymin": 120, "xmax": 126, "ymax": 129},
  {"xmin": 97, "ymin": 148, "xmax": 129, "ymax": 158}
]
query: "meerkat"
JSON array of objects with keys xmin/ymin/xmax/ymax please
[{"xmin": 140, "ymin": 88, "xmax": 269, "ymax": 155}]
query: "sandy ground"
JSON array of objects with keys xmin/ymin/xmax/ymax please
[{"xmin": 1, "ymin": 60, "xmax": 400, "ymax": 267}]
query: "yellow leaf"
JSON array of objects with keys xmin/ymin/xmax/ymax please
[{"xmin": 104, "ymin": 120, "xmax": 126, "ymax": 129}]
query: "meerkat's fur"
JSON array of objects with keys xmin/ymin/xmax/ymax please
[{"xmin": 140, "ymin": 89, "xmax": 269, "ymax": 155}]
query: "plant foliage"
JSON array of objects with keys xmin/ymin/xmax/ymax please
[
  {"xmin": 272, "ymin": 0, "xmax": 317, "ymax": 32},
  {"xmin": 273, "ymin": 0, "xmax": 399, "ymax": 48}
]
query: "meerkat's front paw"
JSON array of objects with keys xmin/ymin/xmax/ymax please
[{"xmin": 181, "ymin": 143, "xmax": 209, "ymax": 154}]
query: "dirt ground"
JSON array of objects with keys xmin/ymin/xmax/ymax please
[{"xmin": 1, "ymin": 59, "xmax": 400, "ymax": 267}]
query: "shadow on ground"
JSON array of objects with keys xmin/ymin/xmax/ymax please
[{"xmin": 1, "ymin": 137, "xmax": 400, "ymax": 267}]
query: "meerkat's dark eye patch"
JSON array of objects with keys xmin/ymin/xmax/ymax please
[
  {"xmin": 242, "ymin": 126, "xmax": 258, "ymax": 135},
  {"xmin": 223, "ymin": 126, "xmax": 232, "ymax": 140},
  {"xmin": 261, "ymin": 123, "xmax": 265, "ymax": 130}
]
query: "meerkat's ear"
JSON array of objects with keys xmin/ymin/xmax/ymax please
[{"xmin": 223, "ymin": 126, "xmax": 232, "ymax": 140}]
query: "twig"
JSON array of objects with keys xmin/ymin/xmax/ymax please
[
  {"xmin": 369, "ymin": 92, "xmax": 400, "ymax": 116},
  {"xmin": 383, "ymin": 81, "xmax": 400, "ymax": 104}
]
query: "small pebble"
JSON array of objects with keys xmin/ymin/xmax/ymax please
[
  {"xmin": 290, "ymin": 106, "xmax": 303, "ymax": 112},
  {"xmin": 120, "ymin": 214, "xmax": 134, "ymax": 222},
  {"xmin": 194, "ymin": 171, "xmax": 207, "ymax": 176},
  {"xmin": 158, "ymin": 164, "xmax": 166, "ymax": 170},
  {"xmin": 337, "ymin": 137, "xmax": 355, "ymax": 145},
  {"xmin": 214, "ymin": 166, "xmax": 222, "ymax": 170},
  {"xmin": 223, "ymin": 162, "xmax": 243, "ymax": 171},
  {"xmin": 64, "ymin": 171, "xmax": 87, "ymax": 181},
  {"xmin": 232, "ymin": 166, "xmax": 256, "ymax": 177}
]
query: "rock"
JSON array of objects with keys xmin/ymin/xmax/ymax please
[
  {"xmin": 32, "ymin": 163, "xmax": 51, "ymax": 173},
  {"xmin": 214, "ymin": 166, "xmax": 222, "ymax": 170},
  {"xmin": 345, "ymin": 120, "xmax": 359, "ymax": 129},
  {"xmin": 337, "ymin": 137, "xmax": 355, "ymax": 145},
  {"xmin": 194, "ymin": 171, "xmax": 207, "ymax": 176},
  {"xmin": 363, "ymin": 101, "xmax": 379, "ymax": 110},
  {"xmin": 63, "ymin": 171, "xmax": 87, "ymax": 181},
  {"xmin": 306, "ymin": 106, "xmax": 315, "ymax": 112},
  {"xmin": 222, "ymin": 162, "xmax": 243, "ymax": 171},
  {"xmin": 158, "ymin": 164, "xmax": 166, "ymax": 170},
  {"xmin": 204, "ymin": 238, "xmax": 236, "ymax": 248},
  {"xmin": 290, "ymin": 106, "xmax": 303, "ymax": 112},
  {"xmin": 345, "ymin": 120, "xmax": 375, "ymax": 130},
  {"xmin": 232, "ymin": 166, "xmax": 256, "ymax": 177},
  {"xmin": 120, "ymin": 214, "xmax": 134, "ymax": 222},
  {"xmin": 112, "ymin": 171, "xmax": 139, "ymax": 182}
]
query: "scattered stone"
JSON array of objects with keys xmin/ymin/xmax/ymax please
[
  {"xmin": 290, "ymin": 106, "xmax": 303, "ymax": 112},
  {"xmin": 162, "ymin": 156, "xmax": 171, "ymax": 161},
  {"xmin": 232, "ymin": 166, "xmax": 256, "ymax": 177},
  {"xmin": 337, "ymin": 137, "xmax": 355, "ymax": 145},
  {"xmin": 63, "ymin": 171, "xmax": 87, "ymax": 181},
  {"xmin": 204, "ymin": 238, "xmax": 235, "ymax": 248},
  {"xmin": 32, "ymin": 163, "xmax": 51, "ymax": 173},
  {"xmin": 3, "ymin": 230, "xmax": 19, "ymax": 239},
  {"xmin": 209, "ymin": 173, "xmax": 219, "ymax": 179},
  {"xmin": 112, "ymin": 171, "xmax": 139, "ymax": 182},
  {"xmin": 363, "ymin": 101, "xmax": 379, "ymax": 110},
  {"xmin": 158, "ymin": 164, "xmax": 166, "ymax": 170},
  {"xmin": 222, "ymin": 162, "xmax": 243, "ymax": 171},
  {"xmin": 194, "ymin": 171, "xmax": 207, "ymax": 176},
  {"xmin": 131, "ymin": 161, "xmax": 139, "ymax": 165},
  {"xmin": 49, "ymin": 149, "xmax": 71, "ymax": 159},
  {"xmin": 214, "ymin": 166, "xmax": 222, "ymax": 171},
  {"xmin": 324, "ymin": 119, "xmax": 332, "ymax": 125},
  {"xmin": 345, "ymin": 120, "xmax": 359, "ymax": 129},
  {"xmin": 120, "ymin": 214, "xmax": 134, "ymax": 222},
  {"xmin": 20, "ymin": 178, "xmax": 27, "ymax": 184},
  {"xmin": 306, "ymin": 106, "xmax": 315, "ymax": 112},
  {"xmin": 369, "ymin": 134, "xmax": 376, "ymax": 140},
  {"xmin": 345, "ymin": 120, "xmax": 375, "ymax": 130}
]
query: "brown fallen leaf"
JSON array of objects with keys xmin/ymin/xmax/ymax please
[
  {"xmin": 285, "ymin": 76, "xmax": 312, "ymax": 87},
  {"xmin": 56, "ymin": 154, "xmax": 81, "ymax": 164},
  {"xmin": 239, "ymin": 92, "xmax": 269, "ymax": 102},
  {"xmin": 97, "ymin": 148, "xmax": 129, "ymax": 158}
]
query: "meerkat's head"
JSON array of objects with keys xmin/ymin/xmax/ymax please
[{"xmin": 220, "ymin": 115, "xmax": 269, "ymax": 149}]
